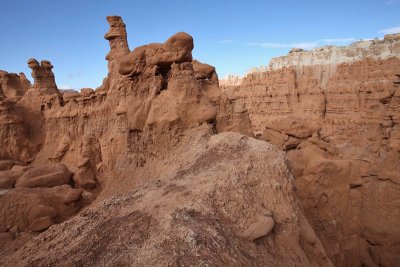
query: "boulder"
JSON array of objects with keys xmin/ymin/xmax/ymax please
[{"xmin": 15, "ymin": 164, "xmax": 72, "ymax": 188}]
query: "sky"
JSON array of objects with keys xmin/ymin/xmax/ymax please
[{"xmin": 0, "ymin": 0, "xmax": 399, "ymax": 90}]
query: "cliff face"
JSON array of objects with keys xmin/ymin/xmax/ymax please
[
  {"xmin": 1, "ymin": 14, "xmax": 399, "ymax": 266},
  {"xmin": 221, "ymin": 34, "xmax": 400, "ymax": 266},
  {"xmin": 0, "ymin": 16, "xmax": 330, "ymax": 266}
]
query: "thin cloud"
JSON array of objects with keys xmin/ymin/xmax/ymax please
[
  {"xmin": 247, "ymin": 42, "xmax": 318, "ymax": 49},
  {"xmin": 66, "ymin": 70, "xmax": 84, "ymax": 80},
  {"xmin": 247, "ymin": 38, "xmax": 355, "ymax": 50},
  {"xmin": 219, "ymin": 39, "xmax": 234, "ymax": 44},
  {"xmin": 59, "ymin": 85, "xmax": 73, "ymax": 90},
  {"xmin": 379, "ymin": 26, "xmax": 400, "ymax": 35},
  {"xmin": 320, "ymin": 38, "xmax": 356, "ymax": 44},
  {"xmin": 385, "ymin": 0, "xmax": 399, "ymax": 5}
]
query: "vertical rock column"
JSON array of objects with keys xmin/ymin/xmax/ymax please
[
  {"xmin": 101, "ymin": 16, "xmax": 130, "ymax": 92},
  {"xmin": 27, "ymin": 58, "xmax": 60, "ymax": 96}
]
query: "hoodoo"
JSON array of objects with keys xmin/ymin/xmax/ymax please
[{"xmin": 0, "ymin": 12, "xmax": 399, "ymax": 267}]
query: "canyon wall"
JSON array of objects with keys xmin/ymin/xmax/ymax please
[
  {"xmin": 221, "ymin": 34, "xmax": 400, "ymax": 266},
  {"xmin": 0, "ymin": 16, "xmax": 330, "ymax": 266},
  {"xmin": 1, "ymin": 14, "xmax": 399, "ymax": 266}
]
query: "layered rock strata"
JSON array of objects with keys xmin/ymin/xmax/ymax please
[
  {"xmin": 0, "ymin": 16, "xmax": 328, "ymax": 266},
  {"xmin": 220, "ymin": 34, "xmax": 400, "ymax": 266}
]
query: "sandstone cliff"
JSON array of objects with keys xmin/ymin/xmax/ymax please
[
  {"xmin": 1, "ymin": 14, "xmax": 399, "ymax": 266},
  {"xmin": 220, "ymin": 34, "xmax": 400, "ymax": 266},
  {"xmin": 0, "ymin": 16, "xmax": 330, "ymax": 266}
]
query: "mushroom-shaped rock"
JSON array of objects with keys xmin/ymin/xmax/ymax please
[
  {"xmin": 119, "ymin": 32, "xmax": 194, "ymax": 77},
  {"xmin": 99, "ymin": 16, "xmax": 131, "ymax": 92},
  {"xmin": 27, "ymin": 58, "xmax": 40, "ymax": 69},
  {"xmin": 104, "ymin": 15, "xmax": 130, "ymax": 60},
  {"xmin": 192, "ymin": 60, "xmax": 218, "ymax": 81},
  {"xmin": 27, "ymin": 58, "xmax": 61, "ymax": 96},
  {"xmin": 146, "ymin": 32, "xmax": 194, "ymax": 66}
]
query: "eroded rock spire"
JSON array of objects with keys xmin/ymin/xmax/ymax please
[
  {"xmin": 27, "ymin": 58, "xmax": 60, "ymax": 95},
  {"xmin": 99, "ymin": 16, "xmax": 131, "ymax": 92}
]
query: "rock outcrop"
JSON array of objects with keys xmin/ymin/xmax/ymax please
[
  {"xmin": 0, "ymin": 71, "xmax": 31, "ymax": 98},
  {"xmin": 0, "ymin": 100, "xmax": 35, "ymax": 162},
  {"xmin": 100, "ymin": 16, "xmax": 131, "ymax": 92},
  {"xmin": 220, "ymin": 33, "xmax": 400, "ymax": 266},
  {"xmin": 27, "ymin": 58, "xmax": 60, "ymax": 96},
  {"xmin": 1, "ymin": 132, "xmax": 332, "ymax": 267},
  {"xmin": 1, "ymin": 15, "xmax": 399, "ymax": 267},
  {"xmin": 0, "ymin": 16, "xmax": 330, "ymax": 266},
  {"xmin": 0, "ymin": 159, "xmax": 84, "ymax": 258}
]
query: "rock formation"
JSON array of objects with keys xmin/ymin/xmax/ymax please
[
  {"xmin": 100, "ymin": 16, "xmax": 131, "ymax": 92},
  {"xmin": 27, "ymin": 58, "xmax": 60, "ymax": 96},
  {"xmin": 0, "ymin": 15, "xmax": 399, "ymax": 267},
  {"xmin": 220, "ymin": 33, "xmax": 400, "ymax": 266},
  {"xmin": 1, "ymin": 132, "xmax": 332, "ymax": 266},
  {"xmin": 0, "ymin": 100, "xmax": 35, "ymax": 162},
  {"xmin": 0, "ymin": 16, "xmax": 330, "ymax": 266},
  {"xmin": 0, "ymin": 71, "xmax": 31, "ymax": 98}
]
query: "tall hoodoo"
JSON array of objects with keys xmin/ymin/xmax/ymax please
[
  {"xmin": 104, "ymin": 15, "xmax": 130, "ymax": 63},
  {"xmin": 27, "ymin": 58, "xmax": 60, "ymax": 96},
  {"xmin": 101, "ymin": 15, "xmax": 130, "ymax": 92}
]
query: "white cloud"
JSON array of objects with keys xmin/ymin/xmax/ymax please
[
  {"xmin": 59, "ymin": 85, "xmax": 73, "ymax": 90},
  {"xmin": 247, "ymin": 42, "xmax": 318, "ymax": 49},
  {"xmin": 379, "ymin": 26, "xmax": 400, "ymax": 35},
  {"xmin": 247, "ymin": 38, "xmax": 356, "ymax": 50},
  {"xmin": 320, "ymin": 38, "xmax": 356, "ymax": 44},
  {"xmin": 219, "ymin": 39, "xmax": 234, "ymax": 44}
]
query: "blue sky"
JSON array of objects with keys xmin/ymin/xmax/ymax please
[{"xmin": 0, "ymin": 0, "xmax": 399, "ymax": 90}]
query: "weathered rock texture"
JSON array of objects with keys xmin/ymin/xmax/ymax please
[
  {"xmin": 1, "ymin": 15, "xmax": 399, "ymax": 267},
  {"xmin": 27, "ymin": 58, "xmax": 60, "ymax": 96},
  {"xmin": 0, "ymin": 71, "xmax": 31, "ymax": 98},
  {"xmin": 220, "ymin": 33, "xmax": 400, "ymax": 266},
  {"xmin": 1, "ymin": 132, "xmax": 332, "ymax": 266},
  {"xmin": 0, "ymin": 16, "xmax": 329, "ymax": 266},
  {"xmin": 100, "ymin": 15, "xmax": 130, "ymax": 92}
]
